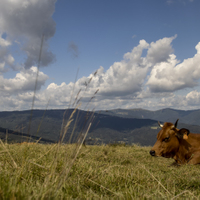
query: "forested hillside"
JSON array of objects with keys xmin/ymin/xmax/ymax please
[{"xmin": 0, "ymin": 108, "xmax": 200, "ymax": 146}]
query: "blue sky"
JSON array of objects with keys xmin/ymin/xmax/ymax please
[
  {"xmin": 49, "ymin": 0, "xmax": 199, "ymax": 84},
  {"xmin": 0, "ymin": 0, "xmax": 200, "ymax": 111}
]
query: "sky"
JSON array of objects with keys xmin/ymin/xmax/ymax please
[{"xmin": 0, "ymin": 0, "xmax": 200, "ymax": 111}]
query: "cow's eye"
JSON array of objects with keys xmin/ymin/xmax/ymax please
[{"xmin": 164, "ymin": 136, "xmax": 170, "ymax": 142}]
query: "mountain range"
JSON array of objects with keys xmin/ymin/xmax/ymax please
[
  {"xmin": 0, "ymin": 108, "xmax": 200, "ymax": 146},
  {"xmin": 98, "ymin": 108, "xmax": 200, "ymax": 126}
]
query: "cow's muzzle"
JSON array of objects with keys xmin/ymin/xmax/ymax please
[{"xmin": 150, "ymin": 150, "xmax": 155, "ymax": 156}]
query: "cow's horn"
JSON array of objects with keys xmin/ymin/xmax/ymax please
[
  {"xmin": 158, "ymin": 121, "xmax": 163, "ymax": 128},
  {"xmin": 174, "ymin": 119, "xmax": 179, "ymax": 128}
]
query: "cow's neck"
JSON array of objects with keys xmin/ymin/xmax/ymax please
[
  {"xmin": 173, "ymin": 133, "xmax": 200, "ymax": 164},
  {"xmin": 173, "ymin": 151, "xmax": 193, "ymax": 164}
]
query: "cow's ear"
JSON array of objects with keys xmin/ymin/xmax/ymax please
[{"xmin": 176, "ymin": 128, "xmax": 190, "ymax": 140}]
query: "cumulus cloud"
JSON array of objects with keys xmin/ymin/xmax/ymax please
[
  {"xmin": 0, "ymin": 67, "xmax": 48, "ymax": 95},
  {"xmin": 1, "ymin": 35, "xmax": 200, "ymax": 111},
  {"xmin": 0, "ymin": 0, "xmax": 56, "ymax": 70},
  {"xmin": 26, "ymin": 36, "xmax": 177, "ymax": 110},
  {"xmin": 0, "ymin": 42, "xmax": 13, "ymax": 71},
  {"xmin": 147, "ymin": 42, "xmax": 200, "ymax": 92},
  {"xmin": 186, "ymin": 90, "xmax": 200, "ymax": 105},
  {"xmin": 43, "ymin": 38, "xmax": 151, "ymax": 107},
  {"xmin": 0, "ymin": 62, "xmax": 7, "ymax": 73},
  {"xmin": 146, "ymin": 35, "xmax": 177, "ymax": 65},
  {"xmin": 39, "ymin": 35, "xmax": 200, "ymax": 111},
  {"xmin": 71, "ymin": 36, "xmax": 177, "ymax": 100},
  {"xmin": 92, "ymin": 40, "xmax": 150, "ymax": 97},
  {"xmin": 0, "ymin": 37, "xmax": 11, "ymax": 47}
]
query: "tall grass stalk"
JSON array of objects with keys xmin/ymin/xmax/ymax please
[
  {"xmin": 27, "ymin": 34, "xmax": 45, "ymax": 139},
  {"xmin": 56, "ymin": 122, "xmax": 92, "ymax": 190}
]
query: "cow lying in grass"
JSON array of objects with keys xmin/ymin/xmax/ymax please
[{"xmin": 150, "ymin": 119, "xmax": 200, "ymax": 165}]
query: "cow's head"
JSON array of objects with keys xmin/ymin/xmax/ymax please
[{"xmin": 150, "ymin": 119, "xmax": 190, "ymax": 158}]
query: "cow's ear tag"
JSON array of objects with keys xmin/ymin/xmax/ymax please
[
  {"xmin": 183, "ymin": 134, "xmax": 188, "ymax": 140},
  {"xmin": 178, "ymin": 128, "xmax": 190, "ymax": 140}
]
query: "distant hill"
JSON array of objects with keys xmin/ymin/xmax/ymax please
[
  {"xmin": 0, "ymin": 126, "xmax": 54, "ymax": 143},
  {"xmin": 1, "ymin": 108, "xmax": 200, "ymax": 146},
  {"xmin": 98, "ymin": 108, "xmax": 200, "ymax": 126}
]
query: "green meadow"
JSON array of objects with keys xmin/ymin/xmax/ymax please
[{"xmin": 0, "ymin": 142, "xmax": 200, "ymax": 199}]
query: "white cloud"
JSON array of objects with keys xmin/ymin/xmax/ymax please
[
  {"xmin": 0, "ymin": 0, "xmax": 56, "ymax": 70},
  {"xmin": 147, "ymin": 42, "xmax": 200, "ymax": 93},
  {"xmin": 1, "ymin": 35, "xmax": 200, "ymax": 111},
  {"xmin": 0, "ymin": 66, "xmax": 48, "ymax": 95},
  {"xmin": 40, "ymin": 38, "xmax": 151, "ymax": 108},
  {"xmin": 25, "ymin": 36, "xmax": 176, "ymax": 110},
  {"xmin": 186, "ymin": 90, "xmax": 200, "ymax": 105},
  {"xmin": 0, "ymin": 37, "xmax": 11, "ymax": 47},
  {"xmin": 5, "ymin": 54, "xmax": 15, "ymax": 67},
  {"xmin": 146, "ymin": 35, "xmax": 177, "ymax": 65},
  {"xmin": 92, "ymin": 40, "xmax": 150, "ymax": 97}
]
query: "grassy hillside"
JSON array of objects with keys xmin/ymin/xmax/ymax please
[{"xmin": 0, "ymin": 143, "xmax": 200, "ymax": 199}]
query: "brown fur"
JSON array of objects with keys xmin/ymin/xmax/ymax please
[{"xmin": 150, "ymin": 121, "xmax": 200, "ymax": 165}]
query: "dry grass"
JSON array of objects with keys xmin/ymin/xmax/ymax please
[{"xmin": 0, "ymin": 143, "xmax": 200, "ymax": 199}]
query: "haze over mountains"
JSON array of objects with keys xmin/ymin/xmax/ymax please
[{"xmin": 0, "ymin": 108, "xmax": 200, "ymax": 146}]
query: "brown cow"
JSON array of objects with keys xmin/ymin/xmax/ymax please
[{"xmin": 150, "ymin": 119, "xmax": 200, "ymax": 165}]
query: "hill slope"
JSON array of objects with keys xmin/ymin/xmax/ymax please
[
  {"xmin": 99, "ymin": 108, "xmax": 200, "ymax": 126},
  {"xmin": 1, "ymin": 108, "xmax": 200, "ymax": 146}
]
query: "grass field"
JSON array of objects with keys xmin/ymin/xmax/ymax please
[{"xmin": 0, "ymin": 142, "xmax": 200, "ymax": 199}]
